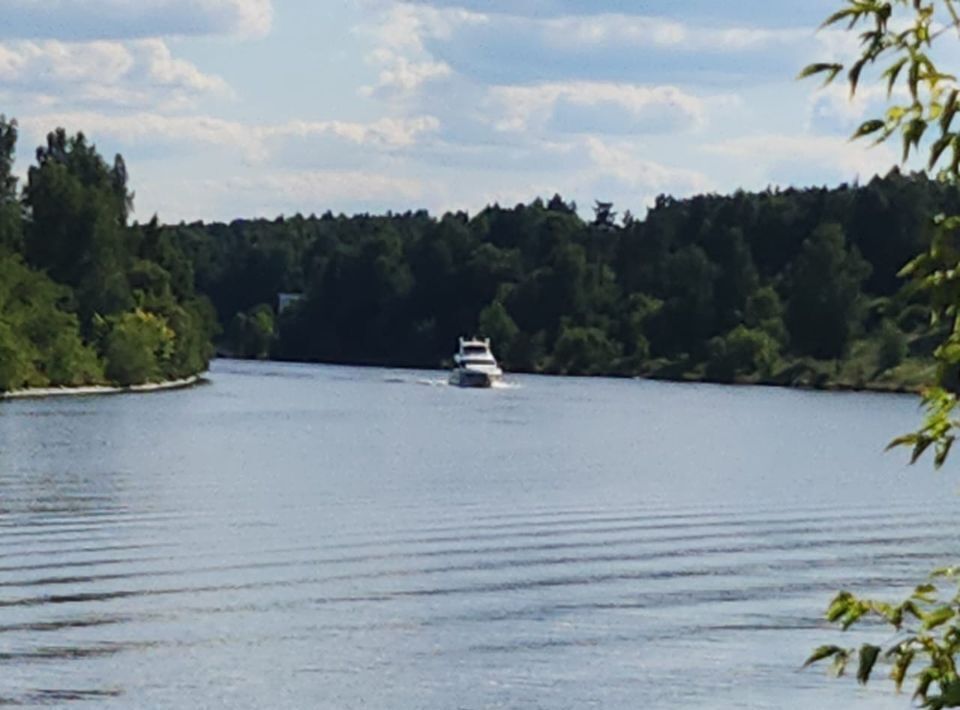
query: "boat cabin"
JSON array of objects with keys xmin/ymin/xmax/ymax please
[{"xmin": 456, "ymin": 338, "xmax": 497, "ymax": 365}]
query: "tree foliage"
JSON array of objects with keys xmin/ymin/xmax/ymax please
[
  {"xmin": 99, "ymin": 310, "xmax": 175, "ymax": 386},
  {"xmin": 166, "ymin": 175, "xmax": 950, "ymax": 387},
  {"xmin": 786, "ymin": 223, "xmax": 871, "ymax": 359},
  {"xmin": 801, "ymin": 1, "xmax": 960, "ymax": 705},
  {"xmin": 0, "ymin": 118, "xmax": 213, "ymax": 393},
  {"xmin": 227, "ymin": 304, "xmax": 275, "ymax": 360},
  {"xmin": 0, "ymin": 253, "xmax": 102, "ymax": 391}
]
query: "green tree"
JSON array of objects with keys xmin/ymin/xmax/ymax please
[
  {"xmin": 0, "ymin": 320, "xmax": 35, "ymax": 392},
  {"xmin": 100, "ymin": 310, "xmax": 175, "ymax": 386},
  {"xmin": 618, "ymin": 292, "xmax": 661, "ymax": 362},
  {"xmin": 876, "ymin": 319, "xmax": 908, "ymax": 372},
  {"xmin": 706, "ymin": 325, "xmax": 781, "ymax": 382},
  {"xmin": 23, "ymin": 129, "xmax": 134, "ymax": 323},
  {"xmin": 477, "ymin": 301, "xmax": 519, "ymax": 362},
  {"xmin": 551, "ymin": 326, "xmax": 622, "ymax": 375},
  {"xmin": 0, "ymin": 253, "xmax": 102, "ymax": 391},
  {"xmin": 0, "ymin": 119, "xmax": 212, "ymax": 392},
  {"xmin": 746, "ymin": 285, "xmax": 788, "ymax": 344},
  {"xmin": 227, "ymin": 304, "xmax": 276, "ymax": 360},
  {"xmin": 786, "ymin": 223, "xmax": 870, "ymax": 359},
  {"xmin": 648, "ymin": 245, "xmax": 718, "ymax": 357},
  {"xmin": 0, "ymin": 115, "xmax": 21, "ymax": 252}
]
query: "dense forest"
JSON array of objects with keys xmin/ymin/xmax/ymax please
[
  {"xmin": 167, "ymin": 171, "xmax": 953, "ymax": 391},
  {"xmin": 0, "ymin": 116, "xmax": 214, "ymax": 392},
  {"xmin": 1, "ymin": 114, "xmax": 954, "ymax": 393}
]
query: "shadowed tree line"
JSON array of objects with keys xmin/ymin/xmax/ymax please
[
  {"xmin": 0, "ymin": 117, "xmax": 215, "ymax": 392},
  {"xmin": 1, "ymin": 114, "xmax": 952, "ymax": 392},
  {"xmin": 169, "ymin": 172, "xmax": 953, "ymax": 390}
]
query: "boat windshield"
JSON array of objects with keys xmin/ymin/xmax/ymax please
[
  {"xmin": 463, "ymin": 345, "xmax": 489, "ymax": 356},
  {"xmin": 462, "ymin": 356, "xmax": 496, "ymax": 365}
]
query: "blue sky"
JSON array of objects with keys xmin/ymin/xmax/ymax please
[{"xmin": 0, "ymin": 0, "xmax": 910, "ymax": 223}]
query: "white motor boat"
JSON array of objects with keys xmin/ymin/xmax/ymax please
[{"xmin": 449, "ymin": 337, "xmax": 503, "ymax": 388}]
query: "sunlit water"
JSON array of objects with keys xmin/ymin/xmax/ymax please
[{"xmin": 0, "ymin": 359, "xmax": 954, "ymax": 708}]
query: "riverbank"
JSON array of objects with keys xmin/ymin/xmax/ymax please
[
  {"xmin": 0, "ymin": 374, "xmax": 206, "ymax": 400},
  {"xmin": 637, "ymin": 355, "xmax": 934, "ymax": 395},
  {"xmin": 256, "ymin": 353, "xmax": 930, "ymax": 396}
]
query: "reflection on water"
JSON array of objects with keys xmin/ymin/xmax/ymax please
[{"xmin": 0, "ymin": 359, "xmax": 951, "ymax": 708}]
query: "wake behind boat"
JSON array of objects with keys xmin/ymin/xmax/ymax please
[{"xmin": 449, "ymin": 337, "xmax": 503, "ymax": 388}]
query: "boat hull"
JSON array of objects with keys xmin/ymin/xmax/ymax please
[{"xmin": 449, "ymin": 369, "xmax": 501, "ymax": 388}]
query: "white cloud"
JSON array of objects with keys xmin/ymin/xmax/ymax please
[
  {"xmin": 420, "ymin": 135, "xmax": 713, "ymax": 219},
  {"xmin": 220, "ymin": 170, "xmax": 427, "ymax": 205},
  {"xmin": 0, "ymin": 40, "xmax": 133, "ymax": 84},
  {"xmin": 139, "ymin": 40, "xmax": 229, "ymax": 95},
  {"xmin": 18, "ymin": 111, "xmax": 441, "ymax": 163},
  {"xmin": 705, "ymin": 133, "xmax": 898, "ymax": 182},
  {"xmin": 0, "ymin": 39, "xmax": 230, "ymax": 109},
  {"xmin": 542, "ymin": 15, "xmax": 810, "ymax": 52},
  {"xmin": 356, "ymin": 2, "xmax": 485, "ymax": 97},
  {"xmin": 0, "ymin": 0, "xmax": 273, "ymax": 40},
  {"xmin": 3, "ymin": 1, "xmax": 913, "ymax": 222},
  {"xmin": 130, "ymin": 167, "xmax": 433, "ymax": 222},
  {"xmin": 488, "ymin": 81, "xmax": 707, "ymax": 134},
  {"xmin": 584, "ymin": 136, "xmax": 712, "ymax": 194},
  {"xmin": 355, "ymin": 5, "xmax": 851, "ymax": 89},
  {"xmin": 362, "ymin": 3, "xmax": 488, "ymax": 53},
  {"xmin": 362, "ymin": 48, "xmax": 452, "ymax": 95},
  {"xmin": 267, "ymin": 116, "xmax": 440, "ymax": 148}
]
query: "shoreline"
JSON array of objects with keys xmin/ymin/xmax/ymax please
[
  {"xmin": 0, "ymin": 374, "xmax": 206, "ymax": 400},
  {"xmin": 224, "ymin": 357, "xmax": 923, "ymax": 396}
]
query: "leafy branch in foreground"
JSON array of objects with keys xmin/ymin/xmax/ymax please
[
  {"xmin": 800, "ymin": 0, "xmax": 960, "ymax": 168},
  {"xmin": 802, "ymin": 1, "xmax": 960, "ymax": 705},
  {"xmin": 804, "ymin": 573, "xmax": 960, "ymax": 707},
  {"xmin": 802, "ymin": 0, "xmax": 960, "ymax": 465}
]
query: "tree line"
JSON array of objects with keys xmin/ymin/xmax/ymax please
[
  {"xmin": 168, "ymin": 172, "xmax": 953, "ymax": 390},
  {"xmin": 0, "ymin": 117, "xmax": 214, "ymax": 392},
  {"xmin": 1, "ymin": 114, "xmax": 952, "ymax": 392}
]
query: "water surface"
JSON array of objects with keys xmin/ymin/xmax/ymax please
[{"xmin": 0, "ymin": 360, "xmax": 953, "ymax": 708}]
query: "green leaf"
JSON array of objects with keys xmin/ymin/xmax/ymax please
[
  {"xmin": 922, "ymin": 605, "xmax": 955, "ymax": 630},
  {"xmin": 891, "ymin": 649, "xmax": 915, "ymax": 692},
  {"xmin": 857, "ymin": 644, "xmax": 881, "ymax": 685},
  {"xmin": 804, "ymin": 644, "xmax": 846, "ymax": 667},
  {"xmin": 939, "ymin": 681, "xmax": 960, "ymax": 707},
  {"xmin": 827, "ymin": 591, "xmax": 855, "ymax": 622},
  {"xmin": 820, "ymin": 8, "xmax": 857, "ymax": 28},
  {"xmin": 903, "ymin": 119, "xmax": 929, "ymax": 162},
  {"xmin": 911, "ymin": 437, "xmax": 934, "ymax": 465},
  {"xmin": 917, "ymin": 668, "xmax": 936, "ymax": 701},
  {"xmin": 924, "ymin": 681, "xmax": 960, "ymax": 710},
  {"xmin": 869, "ymin": 600, "xmax": 897, "ymax": 623},
  {"xmin": 885, "ymin": 57, "xmax": 909, "ymax": 96},
  {"xmin": 849, "ymin": 58, "xmax": 868, "ymax": 96},
  {"xmin": 930, "ymin": 134, "xmax": 953, "ymax": 170},
  {"xmin": 888, "ymin": 433, "xmax": 919, "ymax": 451},
  {"xmin": 883, "ymin": 57, "xmax": 907, "ymax": 98},
  {"xmin": 909, "ymin": 60, "xmax": 921, "ymax": 101},
  {"xmin": 842, "ymin": 606, "xmax": 867, "ymax": 629},
  {"xmin": 798, "ymin": 62, "xmax": 844, "ymax": 85},
  {"xmin": 934, "ymin": 437, "xmax": 955, "ymax": 469},
  {"xmin": 941, "ymin": 89, "xmax": 960, "ymax": 131},
  {"xmin": 888, "ymin": 105, "xmax": 907, "ymax": 122},
  {"xmin": 852, "ymin": 119, "xmax": 886, "ymax": 139},
  {"xmin": 831, "ymin": 650, "xmax": 850, "ymax": 678},
  {"xmin": 900, "ymin": 600, "xmax": 925, "ymax": 622}
]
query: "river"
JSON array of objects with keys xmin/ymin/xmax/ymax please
[{"xmin": 0, "ymin": 359, "xmax": 954, "ymax": 708}]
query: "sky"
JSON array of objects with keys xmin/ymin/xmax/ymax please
[{"xmin": 0, "ymin": 0, "xmax": 920, "ymax": 223}]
